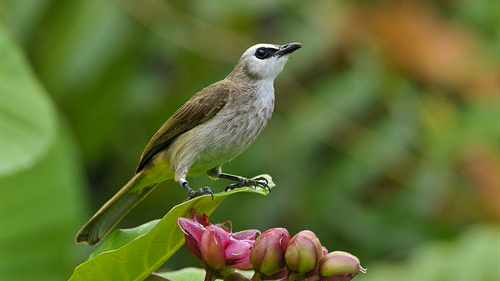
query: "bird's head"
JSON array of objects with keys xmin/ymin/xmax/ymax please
[{"xmin": 230, "ymin": 43, "xmax": 302, "ymax": 81}]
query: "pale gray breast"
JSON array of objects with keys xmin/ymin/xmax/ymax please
[
  {"xmin": 194, "ymin": 81, "xmax": 274, "ymax": 166},
  {"xmin": 168, "ymin": 81, "xmax": 275, "ymax": 175},
  {"xmin": 226, "ymin": 81, "xmax": 274, "ymax": 150}
]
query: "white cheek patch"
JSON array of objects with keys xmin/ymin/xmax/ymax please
[
  {"xmin": 245, "ymin": 56, "xmax": 287, "ymax": 80},
  {"xmin": 262, "ymin": 57, "xmax": 287, "ymax": 79}
]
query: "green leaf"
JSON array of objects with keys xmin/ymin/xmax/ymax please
[
  {"xmin": 0, "ymin": 23, "xmax": 57, "ymax": 176},
  {"xmin": 88, "ymin": 219, "xmax": 160, "ymax": 260},
  {"xmin": 0, "ymin": 125, "xmax": 88, "ymax": 281},
  {"xmin": 69, "ymin": 175, "xmax": 275, "ymax": 281},
  {"xmin": 148, "ymin": 267, "xmax": 206, "ymax": 281}
]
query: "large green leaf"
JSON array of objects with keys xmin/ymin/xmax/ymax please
[
  {"xmin": 69, "ymin": 175, "xmax": 274, "ymax": 281},
  {"xmin": 0, "ymin": 23, "xmax": 57, "ymax": 176},
  {"xmin": 88, "ymin": 219, "xmax": 160, "ymax": 260},
  {"xmin": 0, "ymin": 125, "xmax": 88, "ymax": 281}
]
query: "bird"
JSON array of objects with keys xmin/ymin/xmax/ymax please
[{"xmin": 76, "ymin": 42, "xmax": 302, "ymax": 245}]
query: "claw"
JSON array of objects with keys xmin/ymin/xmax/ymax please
[
  {"xmin": 253, "ymin": 177, "xmax": 271, "ymax": 192},
  {"xmin": 187, "ymin": 186, "xmax": 214, "ymax": 200},
  {"xmin": 254, "ymin": 176, "xmax": 269, "ymax": 185},
  {"xmin": 204, "ymin": 186, "xmax": 214, "ymax": 200},
  {"xmin": 261, "ymin": 182, "xmax": 271, "ymax": 193},
  {"xmin": 225, "ymin": 176, "xmax": 270, "ymax": 192}
]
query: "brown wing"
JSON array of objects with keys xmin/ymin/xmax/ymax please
[{"xmin": 136, "ymin": 81, "xmax": 231, "ymax": 172}]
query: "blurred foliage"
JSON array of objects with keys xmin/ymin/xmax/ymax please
[
  {"xmin": 0, "ymin": 0, "xmax": 498, "ymax": 280},
  {"xmin": 363, "ymin": 225, "xmax": 500, "ymax": 281},
  {"xmin": 0, "ymin": 22, "xmax": 87, "ymax": 280},
  {"xmin": 0, "ymin": 24, "xmax": 56, "ymax": 176}
]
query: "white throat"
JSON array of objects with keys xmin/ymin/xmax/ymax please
[{"xmin": 255, "ymin": 78, "xmax": 275, "ymax": 110}]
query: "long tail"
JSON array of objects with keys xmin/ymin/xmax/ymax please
[{"xmin": 76, "ymin": 172, "xmax": 157, "ymax": 245}]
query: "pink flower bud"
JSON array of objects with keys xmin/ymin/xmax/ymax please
[
  {"xmin": 319, "ymin": 251, "xmax": 366, "ymax": 281},
  {"xmin": 250, "ymin": 228, "xmax": 291, "ymax": 276},
  {"xmin": 200, "ymin": 225, "xmax": 230, "ymax": 269},
  {"xmin": 178, "ymin": 217, "xmax": 206, "ymax": 259},
  {"xmin": 225, "ymin": 238, "xmax": 254, "ymax": 269},
  {"xmin": 178, "ymin": 217, "xmax": 205, "ymax": 243},
  {"xmin": 285, "ymin": 230, "xmax": 323, "ymax": 275},
  {"xmin": 178, "ymin": 211, "xmax": 257, "ymax": 273},
  {"xmin": 231, "ymin": 229, "xmax": 259, "ymax": 241}
]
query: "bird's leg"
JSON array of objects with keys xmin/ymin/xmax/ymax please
[
  {"xmin": 179, "ymin": 178, "xmax": 214, "ymax": 200},
  {"xmin": 221, "ymin": 173, "xmax": 270, "ymax": 192},
  {"xmin": 207, "ymin": 168, "xmax": 270, "ymax": 192}
]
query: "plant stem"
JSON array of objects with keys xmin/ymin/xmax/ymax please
[
  {"xmin": 204, "ymin": 270, "xmax": 216, "ymax": 281},
  {"xmin": 288, "ymin": 272, "xmax": 298, "ymax": 281}
]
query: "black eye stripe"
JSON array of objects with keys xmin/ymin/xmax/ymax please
[{"xmin": 254, "ymin": 47, "xmax": 278, "ymax": 59}]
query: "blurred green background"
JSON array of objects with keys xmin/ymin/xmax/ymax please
[{"xmin": 1, "ymin": 0, "xmax": 498, "ymax": 280}]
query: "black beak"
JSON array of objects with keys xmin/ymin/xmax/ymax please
[{"xmin": 275, "ymin": 42, "xmax": 302, "ymax": 57}]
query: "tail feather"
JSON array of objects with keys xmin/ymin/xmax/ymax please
[{"xmin": 76, "ymin": 173, "xmax": 157, "ymax": 245}]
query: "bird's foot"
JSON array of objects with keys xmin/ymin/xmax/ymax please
[
  {"xmin": 225, "ymin": 176, "xmax": 270, "ymax": 192},
  {"xmin": 186, "ymin": 186, "xmax": 214, "ymax": 201}
]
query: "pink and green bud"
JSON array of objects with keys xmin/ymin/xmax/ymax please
[
  {"xmin": 285, "ymin": 230, "xmax": 323, "ymax": 276},
  {"xmin": 200, "ymin": 225, "xmax": 230, "ymax": 269},
  {"xmin": 319, "ymin": 251, "xmax": 366, "ymax": 281},
  {"xmin": 250, "ymin": 228, "xmax": 291, "ymax": 276}
]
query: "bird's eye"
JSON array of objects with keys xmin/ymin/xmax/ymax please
[{"xmin": 255, "ymin": 48, "xmax": 268, "ymax": 59}]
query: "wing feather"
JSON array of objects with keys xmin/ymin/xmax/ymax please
[{"xmin": 136, "ymin": 81, "xmax": 231, "ymax": 172}]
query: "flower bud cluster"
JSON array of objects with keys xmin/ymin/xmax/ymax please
[
  {"xmin": 178, "ymin": 210, "xmax": 366, "ymax": 281},
  {"xmin": 250, "ymin": 229, "xmax": 365, "ymax": 281},
  {"xmin": 178, "ymin": 209, "xmax": 258, "ymax": 272}
]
